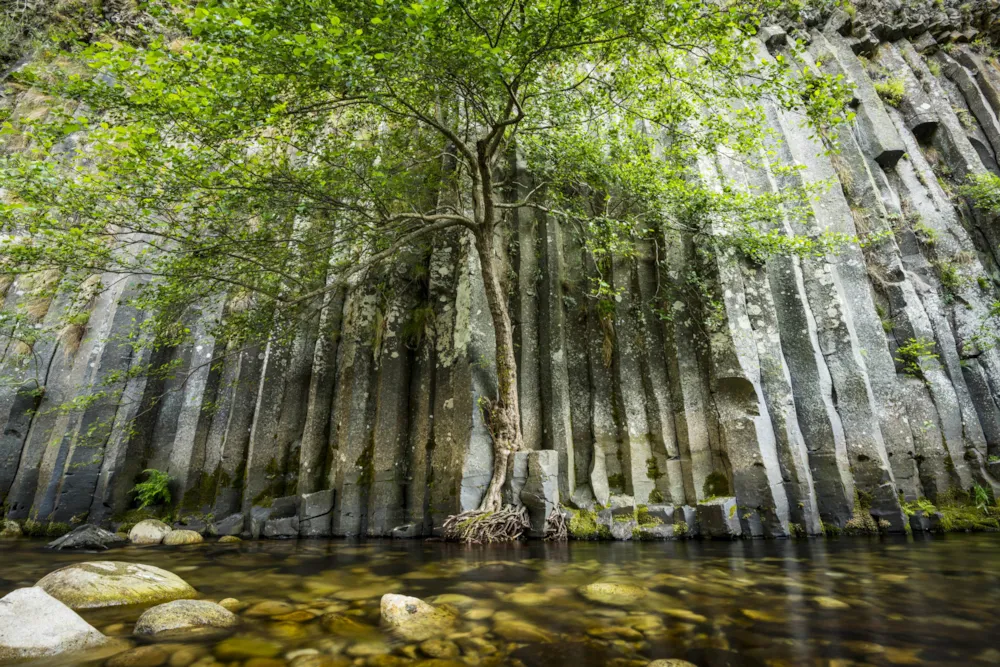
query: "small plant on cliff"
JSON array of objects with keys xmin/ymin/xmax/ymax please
[
  {"xmin": 874, "ymin": 78, "xmax": 905, "ymax": 107},
  {"xmin": 959, "ymin": 173, "xmax": 1000, "ymax": 214},
  {"xmin": 132, "ymin": 469, "xmax": 172, "ymax": 510},
  {"xmin": 894, "ymin": 337, "xmax": 939, "ymax": 381}
]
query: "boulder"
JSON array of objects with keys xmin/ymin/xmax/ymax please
[
  {"xmin": 213, "ymin": 513, "xmax": 245, "ymax": 536},
  {"xmin": 299, "ymin": 489, "xmax": 335, "ymax": 538},
  {"xmin": 697, "ymin": 497, "xmax": 742, "ymax": 539},
  {"xmin": 36, "ymin": 561, "xmax": 197, "ymax": 609},
  {"xmin": 129, "ymin": 519, "xmax": 173, "ymax": 545},
  {"xmin": 578, "ymin": 582, "xmax": 647, "ymax": 606},
  {"xmin": 380, "ymin": 594, "xmax": 456, "ymax": 641},
  {"xmin": 390, "ymin": 523, "xmax": 420, "ymax": 539},
  {"xmin": 173, "ymin": 517, "xmax": 210, "ymax": 534},
  {"xmin": 134, "ymin": 599, "xmax": 240, "ymax": 638},
  {"xmin": 47, "ymin": 525, "xmax": 125, "ymax": 551},
  {"xmin": 263, "ymin": 516, "xmax": 299, "ymax": 539},
  {"xmin": 0, "ymin": 520, "xmax": 22, "ymax": 539},
  {"xmin": 0, "ymin": 587, "xmax": 107, "ymax": 660},
  {"xmin": 162, "ymin": 529, "xmax": 204, "ymax": 546},
  {"xmin": 249, "ymin": 506, "xmax": 273, "ymax": 539}
]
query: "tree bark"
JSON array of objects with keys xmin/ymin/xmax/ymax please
[{"xmin": 474, "ymin": 226, "xmax": 523, "ymax": 512}]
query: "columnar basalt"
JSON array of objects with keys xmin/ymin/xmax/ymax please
[{"xmin": 2, "ymin": 1, "xmax": 1000, "ymax": 539}]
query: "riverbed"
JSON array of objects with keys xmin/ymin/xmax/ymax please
[{"xmin": 2, "ymin": 534, "xmax": 999, "ymax": 666}]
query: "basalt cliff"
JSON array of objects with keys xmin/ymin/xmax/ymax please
[{"xmin": 2, "ymin": 0, "xmax": 1000, "ymax": 540}]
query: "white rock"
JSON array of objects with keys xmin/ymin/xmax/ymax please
[
  {"xmin": 129, "ymin": 519, "xmax": 173, "ymax": 545},
  {"xmin": 0, "ymin": 587, "xmax": 107, "ymax": 659}
]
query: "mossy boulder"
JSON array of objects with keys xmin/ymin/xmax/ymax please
[
  {"xmin": 129, "ymin": 519, "xmax": 172, "ymax": 545},
  {"xmin": 578, "ymin": 582, "xmax": 647, "ymax": 606},
  {"xmin": 162, "ymin": 529, "xmax": 204, "ymax": 546},
  {"xmin": 134, "ymin": 599, "xmax": 239, "ymax": 638},
  {"xmin": 35, "ymin": 561, "xmax": 197, "ymax": 609},
  {"xmin": 380, "ymin": 594, "xmax": 456, "ymax": 641}
]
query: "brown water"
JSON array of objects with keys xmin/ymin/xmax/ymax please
[{"xmin": 2, "ymin": 534, "xmax": 1000, "ymax": 666}]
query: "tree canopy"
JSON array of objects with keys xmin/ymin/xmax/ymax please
[{"xmin": 0, "ymin": 0, "xmax": 856, "ymax": 516}]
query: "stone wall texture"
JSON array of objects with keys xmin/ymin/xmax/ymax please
[{"xmin": 2, "ymin": 0, "xmax": 1000, "ymax": 538}]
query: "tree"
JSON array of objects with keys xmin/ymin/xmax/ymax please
[{"xmin": 0, "ymin": 0, "xmax": 852, "ymax": 524}]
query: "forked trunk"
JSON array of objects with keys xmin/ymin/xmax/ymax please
[{"xmin": 474, "ymin": 228, "xmax": 523, "ymax": 512}]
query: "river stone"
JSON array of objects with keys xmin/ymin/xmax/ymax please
[
  {"xmin": 162, "ymin": 530, "xmax": 204, "ymax": 546},
  {"xmin": 0, "ymin": 587, "xmax": 107, "ymax": 660},
  {"xmin": 47, "ymin": 524, "xmax": 125, "ymax": 550},
  {"xmin": 134, "ymin": 599, "xmax": 240, "ymax": 638},
  {"xmin": 214, "ymin": 636, "xmax": 282, "ymax": 660},
  {"xmin": 648, "ymin": 661, "xmax": 698, "ymax": 667},
  {"xmin": 214, "ymin": 513, "xmax": 245, "ymax": 536},
  {"xmin": 129, "ymin": 519, "xmax": 173, "ymax": 545},
  {"xmin": 36, "ymin": 561, "xmax": 197, "ymax": 609},
  {"xmin": 578, "ymin": 582, "xmax": 647, "ymax": 606},
  {"xmin": 219, "ymin": 535, "xmax": 241, "ymax": 543},
  {"xmin": 492, "ymin": 620, "xmax": 554, "ymax": 643},
  {"xmin": 380, "ymin": 594, "xmax": 456, "ymax": 641},
  {"xmin": 106, "ymin": 645, "xmax": 170, "ymax": 667}
]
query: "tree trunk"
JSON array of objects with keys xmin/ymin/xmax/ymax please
[{"xmin": 474, "ymin": 228, "xmax": 523, "ymax": 512}]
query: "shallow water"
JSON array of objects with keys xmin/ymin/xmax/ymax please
[{"xmin": 2, "ymin": 533, "xmax": 1000, "ymax": 666}]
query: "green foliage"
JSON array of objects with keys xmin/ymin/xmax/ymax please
[
  {"xmin": 703, "ymin": 471, "xmax": 730, "ymax": 498},
  {"xmin": 132, "ymin": 468, "xmax": 173, "ymax": 509},
  {"xmin": 894, "ymin": 337, "xmax": 939, "ymax": 381},
  {"xmin": 874, "ymin": 78, "xmax": 905, "ymax": 107},
  {"xmin": 959, "ymin": 173, "xmax": 1000, "ymax": 214}
]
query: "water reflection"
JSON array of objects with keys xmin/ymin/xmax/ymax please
[{"xmin": 1, "ymin": 533, "xmax": 998, "ymax": 666}]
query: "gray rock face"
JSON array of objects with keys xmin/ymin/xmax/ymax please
[
  {"xmin": 0, "ymin": 587, "xmax": 107, "ymax": 660},
  {"xmin": 697, "ymin": 498, "xmax": 743, "ymax": 539},
  {"xmin": 134, "ymin": 599, "xmax": 239, "ymax": 638},
  {"xmin": 518, "ymin": 450, "xmax": 560, "ymax": 538},
  {"xmin": 47, "ymin": 525, "xmax": 125, "ymax": 551},
  {"xmin": 2, "ymin": 4, "xmax": 1000, "ymax": 540}
]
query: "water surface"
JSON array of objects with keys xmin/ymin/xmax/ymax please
[{"xmin": 2, "ymin": 534, "xmax": 999, "ymax": 666}]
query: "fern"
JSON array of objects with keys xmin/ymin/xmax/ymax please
[{"xmin": 132, "ymin": 469, "xmax": 172, "ymax": 509}]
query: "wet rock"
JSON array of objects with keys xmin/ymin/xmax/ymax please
[
  {"xmin": 0, "ymin": 520, "xmax": 22, "ymax": 539},
  {"xmin": 648, "ymin": 661, "xmax": 698, "ymax": 667},
  {"xmin": 214, "ymin": 513, "xmax": 245, "ymax": 536},
  {"xmin": 163, "ymin": 530, "xmax": 204, "ymax": 546},
  {"xmin": 173, "ymin": 517, "xmax": 210, "ymax": 534},
  {"xmin": 380, "ymin": 594, "xmax": 456, "ymax": 641},
  {"xmin": 106, "ymin": 645, "xmax": 170, "ymax": 667},
  {"xmin": 586, "ymin": 625, "xmax": 642, "ymax": 640},
  {"xmin": 493, "ymin": 619, "xmax": 553, "ymax": 643},
  {"xmin": 391, "ymin": 524, "xmax": 420, "ymax": 538},
  {"xmin": 263, "ymin": 516, "xmax": 300, "ymax": 539},
  {"xmin": 345, "ymin": 640, "xmax": 391, "ymax": 657},
  {"xmin": 0, "ymin": 587, "xmax": 107, "ymax": 660},
  {"xmin": 134, "ymin": 600, "xmax": 240, "ymax": 638},
  {"xmin": 36, "ymin": 561, "xmax": 197, "ymax": 609},
  {"xmin": 47, "ymin": 525, "xmax": 125, "ymax": 551},
  {"xmin": 214, "ymin": 636, "xmax": 282, "ymax": 660},
  {"xmin": 321, "ymin": 613, "xmax": 378, "ymax": 637},
  {"xmin": 243, "ymin": 659, "xmax": 286, "ymax": 667},
  {"xmin": 289, "ymin": 656, "xmax": 351, "ymax": 667},
  {"xmin": 578, "ymin": 582, "xmax": 647, "ymax": 606},
  {"xmin": 219, "ymin": 598, "xmax": 242, "ymax": 611},
  {"xmin": 219, "ymin": 535, "xmax": 241, "ymax": 543},
  {"xmin": 245, "ymin": 601, "xmax": 295, "ymax": 617},
  {"xmin": 813, "ymin": 596, "xmax": 850, "ymax": 610},
  {"xmin": 249, "ymin": 507, "xmax": 274, "ymax": 539},
  {"xmin": 299, "ymin": 489, "xmax": 335, "ymax": 538},
  {"xmin": 696, "ymin": 498, "xmax": 742, "ymax": 539},
  {"xmin": 129, "ymin": 519, "xmax": 173, "ymax": 545},
  {"xmin": 419, "ymin": 638, "xmax": 460, "ymax": 658}
]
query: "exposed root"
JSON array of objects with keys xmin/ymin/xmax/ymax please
[
  {"xmin": 544, "ymin": 509, "xmax": 567, "ymax": 541},
  {"xmin": 442, "ymin": 505, "xmax": 529, "ymax": 544}
]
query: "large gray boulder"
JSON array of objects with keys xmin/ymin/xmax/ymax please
[
  {"xmin": 134, "ymin": 599, "xmax": 239, "ymax": 638},
  {"xmin": 36, "ymin": 561, "xmax": 197, "ymax": 609},
  {"xmin": 0, "ymin": 587, "xmax": 107, "ymax": 659},
  {"xmin": 47, "ymin": 525, "xmax": 125, "ymax": 551},
  {"xmin": 299, "ymin": 489, "xmax": 335, "ymax": 537},
  {"xmin": 128, "ymin": 519, "xmax": 172, "ymax": 545}
]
